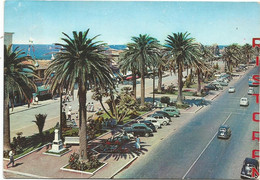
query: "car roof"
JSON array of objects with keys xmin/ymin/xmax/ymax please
[
  {"xmin": 164, "ymin": 106, "xmax": 176, "ymax": 110},
  {"xmin": 241, "ymin": 97, "xmax": 248, "ymax": 100},
  {"xmin": 140, "ymin": 120, "xmax": 152, "ymax": 124},
  {"xmin": 219, "ymin": 125, "xmax": 230, "ymax": 129},
  {"xmin": 132, "ymin": 123, "xmax": 148, "ymax": 127},
  {"xmin": 152, "ymin": 113, "xmax": 164, "ymax": 116},
  {"xmin": 245, "ymin": 158, "xmax": 259, "ymax": 166}
]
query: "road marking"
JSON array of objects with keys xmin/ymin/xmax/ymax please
[{"xmin": 182, "ymin": 112, "xmax": 232, "ymax": 179}]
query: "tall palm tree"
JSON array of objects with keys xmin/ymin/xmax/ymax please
[
  {"xmin": 126, "ymin": 34, "xmax": 160, "ymax": 106},
  {"xmin": 45, "ymin": 30, "xmax": 114, "ymax": 160},
  {"xmin": 118, "ymin": 44, "xmax": 140, "ymax": 99},
  {"xmin": 165, "ymin": 32, "xmax": 200, "ymax": 104},
  {"xmin": 4, "ymin": 45, "xmax": 37, "ymax": 150},
  {"xmin": 242, "ymin": 43, "xmax": 254, "ymax": 64},
  {"xmin": 221, "ymin": 44, "xmax": 242, "ymax": 72},
  {"xmin": 157, "ymin": 47, "xmax": 167, "ymax": 93}
]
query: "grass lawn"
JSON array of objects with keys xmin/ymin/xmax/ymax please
[
  {"xmin": 14, "ymin": 143, "xmax": 44, "ymax": 159},
  {"xmin": 64, "ymin": 162, "xmax": 105, "ymax": 173}
]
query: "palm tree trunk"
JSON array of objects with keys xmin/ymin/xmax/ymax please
[
  {"xmin": 132, "ymin": 70, "xmax": 137, "ymax": 99},
  {"xmin": 78, "ymin": 84, "xmax": 88, "ymax": 161},
  {"xmin": 177, "ymin": 63, "xmax": 183, "ymax": 104},
  {"xmin": 4, "ymin": 87, "xmax": 11, "ymax": 151},
  {"xmin": 140, "ymin": 55, "xmax": 145, "ymax": 106},
  {"xmin": 153, "ymin": 69, "xmax": 155, "ymax": 105},
  {"xmin": 197, "ymin": 69, "xmax": 202, "ymax": 96},
  {"xmin": 59, "ymin": 90, "xmax": 63, "ymax": 139},
  {"xmin": 158, "ymin": 67, "xmax": 162, "ymax": 93},
  {"xmin": 99, "ymin": 98, "xmax": 113, "ymax": 119}
]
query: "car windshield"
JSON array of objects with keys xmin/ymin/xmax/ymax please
[
  {"xmin": 241, "ymin": 99, "xmax": 247, "ymax": 101},
  {"xmin": 219, "ymin": 128, "xmax": 226, "ymax": 132}
]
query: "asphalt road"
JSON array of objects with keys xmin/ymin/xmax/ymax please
[{"xmin": 115, "ymin": 66, "xmax": 259, "ymax": 179}]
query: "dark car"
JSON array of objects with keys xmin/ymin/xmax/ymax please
[
  {"xmin": 204, "ymin": 84, "xmax": 219, "ymax": 91},
  {"xmin": 124, "ymin": 123, "xmax": 153, "ymax": 137},
  {"xmin": 155, "ymin": 111, "xmax": 172, "ymax": 122},
  {"xmin": 140, "ymin": 120, "xmax": 157, "ymax": 132},
  {"xmin": 217, "ymin": 125, "xmax": 231, "ymax": 139},
  {"xmin": 241, "ymin": 158, "xmax": 259, "ymax": 179}
]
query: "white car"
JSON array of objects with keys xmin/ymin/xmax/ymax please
[
  {"xmin": 148, "ymin": 114, "xmax": 170, "ymax": 126},
  {"xmin": 144, "ymin": 117, "xmax": 162, "ymax": 129},
  {"xmin": 248, "ymin": 88, "xmax": 254, "ymax": 95},
  {"xmin": 211, "ymin": 82, "xmax": 223, "ymax": 90},
  {"xmin": 228, "ymin": 87, "xmax": 235, "ymax": 93},
  {"xmin": 240, "ymin": 97, "xmax": 249, "ymax": 106}
]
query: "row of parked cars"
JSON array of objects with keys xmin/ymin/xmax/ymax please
[
  {"xmin": 204, "ymin": 73, "xmax": 231, "ymax": 91},
  {"xmin": 124, "ymin": 107, "xmax": 180, "ymax": 137}
]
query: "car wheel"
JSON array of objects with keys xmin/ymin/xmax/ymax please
[
  {"xmin": 144, "ymin": 132, "xmax": 150, "ymax": 137},
  {"xmin": 163, "ymin": 121, "xmax": 167, "ymax": 126}
]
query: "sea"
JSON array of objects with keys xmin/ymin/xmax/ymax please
[
  {"xmin": 12, "ymin": 44, "xmax": 127, "ymax": 60},
  {"xmin": 13, "ymin": 44, "xmax": 226, "ymax": 60}
]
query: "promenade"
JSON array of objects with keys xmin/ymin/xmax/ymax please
[{"xmin": 3, "ymin": 63, "xmax": 254, "ymax": 178}]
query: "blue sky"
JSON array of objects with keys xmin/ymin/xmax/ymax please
[{"xmin": 4, "ymin": 1, "xmax": 260, "ymax": 45}]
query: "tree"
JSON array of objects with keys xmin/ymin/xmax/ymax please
[
  {"xmin": 242, "ymin": 44, "xmax": 254, "ymax": 64},
  {"xmin": 44, "ymin": 30, "xmax": 114, "ymax": 160},
  {"xmin": 118, "ymin": 45, "xmax": 140, "ymax": 99},
  {"xmin": 165, "ymin": 32, "xmax": 200, "ymax": 104},
  {"xmin": 221, "ymin": 44, "xmax": 242, "ymax": 72},
  {"xmin": 4, "ymin": 45, "xmax": 37, "ymax": 150},
  {"xmin": 125, "ymin": 34, "xmax": 160, "ymax": 106},
  {"xmin": 33, "ymin": 114, "xmax": 47, "ymax": 136}
]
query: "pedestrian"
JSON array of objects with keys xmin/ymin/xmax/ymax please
[
  {"xmin": 68, "ymin": 105, "xmax": 72, "ymax": 112},
  {"xmin": 90, "ymin": 102, "xmax": 94, "ymax": 112},
  {"xmin": 87, "ymin": 102, "xmax": 90, "ymax": 112},
  {"xmin": 135, "ymin": 136, "xmax": 141, "ymax": 151},
  {"xmin": 66, "ymin": 95, "xmax": 69, "ymax": 102},
  {"xmin": 35, "ymin": 96, "xmax": 38, "ymax": 105},
  {"xmin": 67, "ymin": 110, "xmax": 71, "ymax": 121},
  {"xmin": 6, "ymin": 149, "xmax": 15, "ymax": 168}
]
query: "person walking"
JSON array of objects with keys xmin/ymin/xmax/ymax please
[
  {"xmin": 35, "ymin": 96, "xmax": 39, "ymax": 105},
  {"xmin": 6, "ymin": 150, "xmax": 15, "ymax": 168},
  {"xmin": 67, "ymin": 110, "xmax": 71, "ymax": 121},
  {"xmin": 135, "ymin": 136, "xmax": 141, "ymax": 151},
  {"xmin": 68, "ymin": 105, "xmax": 72, "ymax": 112}
]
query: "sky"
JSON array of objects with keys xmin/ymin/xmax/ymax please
[{"xmin": 3, "ymin": 1, "xmax": 260, "ymax": 46}]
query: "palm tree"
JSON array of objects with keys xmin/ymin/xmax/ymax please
[
  {"xmin": 118, "ymin": 44, "xmax": 140, "ymax": 99},
  {"xmin": 221, "ymin": 44, "xmax": 242, "ymax": 72},
  {"xmin": 165, "ymin": 32, "xmax": 200, "ymax": 104},
  {"xmin": 157, "ymin": 47, "xmax": 167, "ymax": 93},
  {"xmin": 45, "ymin": 30, "xmax": 114, "ymax": 160},
  {"xmin": 242, "ymin": 44, "xmax": 254, "ymax": 64},
  {"xmin": 125, "ymin": 34, "xmax": 160, "ymax": 106},
  {"xmin": 4, "ymin": 45, "xmax": 37, "ymax": 150}
]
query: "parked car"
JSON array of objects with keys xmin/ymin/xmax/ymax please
[
  {"xmin": 214, "ymin": 80, "xmax": 228, "ymax": 86},
  {"xmin": 211, "ymin": 82, "xmax": 223, "ymax": 90},
  {"xmin": 204, "ymin": 84, "xmax": 219, "ymax": 91},
  {"xmin": 146, "ymin": 114, "xmax": 170, "ymax": 126},
  {"xmin": 139, "ymin": 120, "xmax": 157, "ymax": 132},
  {"xmin": 144, "ymin": 118, "xmax": 161, "ymax": 129},
  {"xmin": 217, "ymin": 125, "xmax": 231, "ymax": 139},
  {"xmin": 162, "ymin": 106, "xmax": 180, "ymax": 117},
  {"xmin": 240, "ymin": 97, "xmax": 249, "ymax": 106},
  {"xmin": 124, "ymin": 123, "xmax": 153, "ymax": 137},
  {"xmin": 241, "ymin": 158, "xmax": 259, "ymax": 179},
  {"xmin": 155, "ymin": 111, "xmax": 172, "ymax": 122},
  {"xmin": 248, "ymin": 88, "xmax": 254, "ymax": 95},
  {"xmin": 228, "ymin": 87, "xmax": 235, "ymax": 93}
]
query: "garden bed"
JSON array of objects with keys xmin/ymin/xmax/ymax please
[{"xmin": 61, "ymin": 162, "xmax": 107, "ymax": 175}]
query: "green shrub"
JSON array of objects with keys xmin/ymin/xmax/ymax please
[
  {"xmin": 161, "ymin": 96, "xmax": 170, "ymax": 105},
  {"xmin": 63, "ymin": 128, "xmax": 79, "ymax": 137},
  {"xmin": 176, "ymin": 103, "xmax": 190, "ymax": 109}
]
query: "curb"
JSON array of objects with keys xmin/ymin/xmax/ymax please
[
  {"xmin": 194, "ymin": 106, "xmax": 204, "ymax": 113},
  {"xmin": 43, "ymin": 148, "xmax": 72, "ymax": 157},
  {"xmin": 3, "ymin": 169, "xmax": 49, "ymax": 178},
  {"xmin": 60, "ymin": 162, "xmax": 108, "ymax": 175},
  {"xmin": 110, "ymin": 156, "xmax": 138, "ymax": 178}
]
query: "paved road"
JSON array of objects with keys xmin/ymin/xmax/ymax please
[{"xmin": 115, "ymin": 66, "xmax": 259, "ymax": 179}]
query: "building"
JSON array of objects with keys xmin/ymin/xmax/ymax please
[{"xmin": 4, "ymin": 32, "xmax": 14, "ymax": 47}]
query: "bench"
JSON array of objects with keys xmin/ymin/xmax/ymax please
[{"xmin": 64, "ymin": 137, "xmax": 79, "ymax": 147}]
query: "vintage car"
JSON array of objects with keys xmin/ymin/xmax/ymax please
[
  {"xmin": 241, "ymin": 158, "xmax": 259, "ymax": 179},
  {"xmin": 217, "ymin": 125, "xmax": 231, "ymax": 139},
  {"xmin": 162, "ymin": 106, "xmax": 180, "ymax": 117}
]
